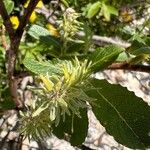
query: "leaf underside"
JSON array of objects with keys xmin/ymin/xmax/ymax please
[{"xmin": 85, "ymin": 78, "xmax": 150, "ymax": 149}]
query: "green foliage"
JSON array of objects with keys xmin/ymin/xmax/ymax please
[
  {"xmin": 19, "ymin": 102, "xmax": 53, "ymax": 140},
  {"xmin": 87, "ymin": 2, "xmax": 101, "ymax": 18},
  {"xmin": 128, "ymin": 39, "xmax": 150, "ymax": 56},
  {"xmin": 53, "ymin": 109, "xmax": 88, "ymax": 146},
  {"xmin": 4, "ymin": 0, "xmax": 14, "ymax": 15},
  {"xmin": 127, "ymin": 38, "xmax": 150, "ymax": 64},
  {"xmin": 0, "ymin": 0, "xmax": 150, "ymax": 149},
  {"xmin": 82, "ymin": 1, "xmax": 118, "ymax": 21},
  {"xmin": 100, "ymin": 3, "xmax": 118, "ymax": 21},
  {"xmin": 0, "ymin": 88, "xmax": 15, "ymax": 110},
  {"xmin": 23, "ymin": 54, "xmax": 62, "ymax": 76},
  {"xmin": 28, "ymin": 24, "xmax": 60, "ymax": 48},
  {"xmin": 22, "ymin": 56, "xmax": 92, "ymax": 141},
  {"xmin": 85, "ymin": 79, "xmax": 150, "ymax": 149},
  {"xmin": 89, "ymin": 45, "xmax": 124, "ymax": 72}
]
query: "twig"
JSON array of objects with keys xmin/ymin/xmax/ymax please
[
  {"xmin": 17, "ymin": 0, "xmax": 40, "ymax": 34},
  {"xmin": 36, "ymin": 2, "xmax": 57, "ymax": 24},
  {"xmin": 15, "ymin": 71, "xmax": 30, "ymax": 79},
  {"xmin": 0, "ymin": 0, "xmax": 14, "ymax": 39},
  {"xmin": 0, "ymin": 0, "xmax": 40, "ymax": 108},
  {"xmin": 0, "ymin": 0, "xmax": 21, "ymax": 107},
  {"xmin": 9, "ymin": 0, "xmax": 40, "ymax": 108},
  {"xmin": 76, "ymin": 31, "xmax": 131, "ymax": 48},
  {"xmin": 108, "ymin": 62, "xmax": 150, "ymax": 73},
  {"xmin": 47, "ymin": 0, "xmax": 60, "ymax": 20}
]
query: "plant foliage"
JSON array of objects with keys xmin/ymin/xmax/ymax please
[{"xmin": 0, "ymin": 0, "xmax": 150, "ymax": 149}]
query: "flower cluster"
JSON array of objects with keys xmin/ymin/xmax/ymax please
[
  {"xmin": 19, "ymin": 58, "xmax": 92, "ymax": 139},
  {"xmin": 58, "ymin": 8, "xmax": 83, "ymax": 41}
]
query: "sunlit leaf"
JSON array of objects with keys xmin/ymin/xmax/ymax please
[
  {"xmin": 23, "ymin": 55, "xmax": 62, "ymax": 76},
  {"xmin": 87, "ymin": 2, "xmax": 101, "ymax": 18},
  {"xmin": 89, "ymin": 45, "xmax": 124, "ymax": 72}
]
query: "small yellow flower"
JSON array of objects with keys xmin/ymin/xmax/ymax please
[
  {"xmin": 24, "ymin": 0, "xmax": 30, "ymax": 8},
  {"xmin": 46, "ymin": 23, "xmax": 60, "ymax": 37},
  {"xmin": 10, "ymin": 16, "xmax": 19, "ymax": 29},
  {"xmin": 29, "ymin": 11, "xmax": 37, "ymax": 23},
  {"xmin": 36, "ymin": 0, "xmax": 43, "ymax": 8}
]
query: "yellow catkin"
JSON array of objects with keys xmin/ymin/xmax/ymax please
[
  {"xmin": 46, "ymin": 23, "xmax": 60, "ymax": 37},
  {"xmin": 10, "ymin": 16, "xmax": 19, "ymax": 29}
]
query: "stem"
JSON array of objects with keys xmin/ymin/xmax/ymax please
[
  {"xmin": 17, "ymin": 0, "xmax": 40, "ymax": 34},
  {"xmin": 0, "ymin": 0, "xmax": 14, "ymax": 39},
  {"xmin": 7, "ymin": 34, "xmax": 23, "ymax": 107},
  {"xmin": 76, "ymin": 31, "xmax": 131, "ymax": 48},
  {"xmin": 0, "ymin": 0, "xmax": 40, "ymax": 108},
  {"xmin": 108, "ymin": 62, "xmax": 150, "ymax": 73}
]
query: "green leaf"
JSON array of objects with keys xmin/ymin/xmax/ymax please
[
  {"xmin": 53, "ymin": 109, "xmax": 88, "ymax": 146},
  {"xmin": 32, "ymin": 104, "xmax": 48, "ymax": 117},
  {"xmin": 101, "ymin": 3, "xmax": 110, "ymax": 21},
  {"xmin": 28, "ymin": 25, "xmax": 60, "ymax": 48},
  {"xmin": 4, "ymin": 0, "xmax": 14, "ymax": 15},
  {"xmin": 60, "ymin": 0, "xmax": 69, "ymax": 7},
  {"xmin": 87, "ymin": 2, "xmax": 101, "ymax": 18},
  {"xmin": 143, "ymin": 18, "xmax": 150, "ymax": 28},
  {"xmin": 89, "ymin": 45, "xmax": 124, "ymax": 72},
  {"xmin": 23, "ymin": 55, "xmax": 62, "ymax": 76},
  {"xmin": 129, "ymin": 54, "xmax": 149, "ymax": 65},
  {"xmin": 85, "ymin": 78, "xmax": 150, "ymax": 149},
  {"xmin": 106, "ymin": 5, "xmax": 118, "ymax": 16},
  {"xmin": 128, "ymin": 40, "xmax": 150, "ymax": 55},
  {"xmin": 100, "ymin": 4, "xmax": 118, "ymax": 21},
  {"xmin": 117, "ymin": 52, "xmax": 133, "ymax": 62}
]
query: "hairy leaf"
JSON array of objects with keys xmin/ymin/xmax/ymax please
[
  {"xmin": 89, "ymin": 45, "xmax": 124, "ymax": 72},
  {"xmin": 85, "ymin": 79, "xmax": 150, "ymax": 149},
  {"xmin": 28, "ymin": 24, "xmax": 60, "ymax": 48},
  {"xmin": 23, "ymin": 56, "xmax": 62, "ymax": 76},
  {"xmin": 53, "ymin": 109, "xmax": 88, "ymax": 146}
]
